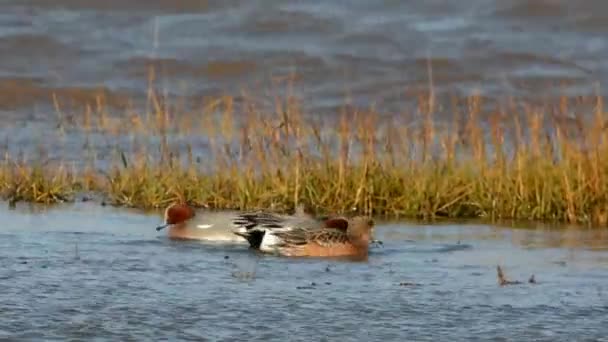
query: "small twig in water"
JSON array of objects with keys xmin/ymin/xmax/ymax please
[
  {"xmin": 297, "ymin": 282, "xmax": 318, "ymax": 290},
  {"xmin": 496, "ymin": 265, "xmax": 538, "ymax": 286},
  {"xmin": 496, "ymin": 265, "xmax": 522, "ymax": 286},
  {"xmin": 399, "ymin": 282, "xmax": 421, "ymax": 287}
]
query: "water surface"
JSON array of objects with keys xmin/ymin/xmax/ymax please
[
  {"xmin": 2, "ymin": 1, "xmax": 606, "ymax": 168},
  {"xmin": 0, "ymin": 0, "xmax": 605, "ymax": 116},
  {"xmin": 1, "ymin": 202, "xmax": 607, "ymax": 341}
]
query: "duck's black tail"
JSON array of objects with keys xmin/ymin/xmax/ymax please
[{"xmin": 231, "ymin": 211, "xmax": 285, "ymax": 248}]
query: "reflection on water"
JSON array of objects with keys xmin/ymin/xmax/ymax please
[{"xmin": 0, "ymin": 202, "xmax": 607, "ymax": 340}]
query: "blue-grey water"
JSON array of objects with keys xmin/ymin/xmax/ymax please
[
  {"xmin": 0, "ymin": 0, "xmax": 606, "ymax": 116},
  {"xmin": 1, "ymin": 201, "xmax": 607, "ymax": 341},
  {"xmin": 1, "ymin": 0, "xmax": 607, "ymax": 167}
]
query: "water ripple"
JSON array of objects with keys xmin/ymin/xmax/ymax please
[{"xmin": 1, "ymin": 209, "xmax": 608, "ymax": 339}]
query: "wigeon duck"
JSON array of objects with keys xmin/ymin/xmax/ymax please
[
  {"xmin": 155, "ymin": 202, "xmax": 317, "ymax": 243},
  {"xmin": 247, "ymin": 216, "xmax": 375, "ymax": 258},
  {"xmin": 230, "ymin": 206, "xmax": 324, "ymax": 248},
  {"xmin": 155, "ymin": 203, "xmax": 245, "ymax": 242}
]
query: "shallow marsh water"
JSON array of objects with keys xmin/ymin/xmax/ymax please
[
  {"xmin": 1, "ymin": 0, "xmax": 606, "ymax": 114},
  {"xmin": 1, "ymin": 1, "xmax": 607, "ymax": 166},
  {"xmin": 1, "ymin": 202, "xmax": 607, "ymax": 341}
]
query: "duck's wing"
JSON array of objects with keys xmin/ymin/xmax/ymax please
[
  {"xmin": 308, "ymin": 228, "xmax": 350, "ymax": 247},
  {"xmin": 231, "ymin": 211, "xmax": 287, "ymax": 231},
  {"xmin": 272, "ymin": 227, "xmax": 348, "ymax": 248},
  {"xmin": 233, "ymin": 210, "xmax": 323, "ymax": 232}
]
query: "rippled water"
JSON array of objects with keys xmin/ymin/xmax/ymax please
[
  {"xmin": 1, "ymin": 202, "xmax": 607, "ymax": 341},
  {"xmin": 1, "ymin": 1, "xmax": 606, "ymax": 167},
  {"xmin": 0, "ymin": 0, "xmax": 606, "ymax": 116}
]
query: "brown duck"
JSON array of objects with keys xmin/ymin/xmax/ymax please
[{"xmin": 255, "ymin": 216, "xmax": 375, "ymax": 259}]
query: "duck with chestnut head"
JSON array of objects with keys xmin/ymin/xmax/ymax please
[
  {"xmin": 155, "ymin": 202, "xmax": 318, "ymax": 243},
  {"xmin": 156, "ymin": 203, "xmax": 382, "ymax": 253},
  {"xmin": 155, "ymin": 203, "xmax": 244, "ymax": 242}
]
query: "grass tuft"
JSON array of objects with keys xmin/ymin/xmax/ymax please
[{"xmin": 1, "ymin": 82, "xmax": 608, "ymax": 227}]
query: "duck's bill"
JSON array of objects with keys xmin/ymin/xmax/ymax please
[{"xmin": 156, "ymin": 224, "xmax": 169, "ymax": 231}]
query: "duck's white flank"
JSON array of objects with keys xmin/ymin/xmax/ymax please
[
  {"xmin": 195, "ymin": 224, "xmax": 214, "ymax": 230},
  {"xmin": 259, "ymin": 231, "xmax": 281, "ymax": 253}
]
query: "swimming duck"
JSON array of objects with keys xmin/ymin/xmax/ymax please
[
  {"xmin": 230, "ymin": 206, "xmax": 327, "ymax": 248},
  {"xmin": 254, "ymin": 216, "xmax": 375, "ymax": 258},
  {"xmin": 155, "ymin": 203, "xmax": 246, "ymax": 242},
  {"xmin": 155, "ymin": 202, "xmax": 315, "ymax": 243}
]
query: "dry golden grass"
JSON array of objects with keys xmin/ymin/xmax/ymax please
[{"xmin": 1, "ymin": 80, "xmax": 608, "ymax": 227}]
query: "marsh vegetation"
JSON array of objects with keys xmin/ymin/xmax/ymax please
[{"xmin": 2, "ymin": 77, "xmax": 607, "ymax": 227}]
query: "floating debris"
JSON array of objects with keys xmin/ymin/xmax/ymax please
[
  {"xmin": 497, "ymin": 265, "xmax": 521, "ymax": 285},
  {"xmin": 231, "ymin": 271, "xmax": 256, "ymax": 280},
  {"xmin": 437, "ymin": 243, "xmax": 473, "ymax": 253},
  {"xmin": 399, "ymin": 282, "xmax": 421, "ymax": 287},
  {"xmin": 497, "ymin": 265, "xmax": 537, "ymax": 286},
  {"xmin": 296, "ymin": 282, "xmax": 318, "ymax": 290},
  {"xmin": 296, "ymin": 281, "xmax": 332, "ymax": 290}
]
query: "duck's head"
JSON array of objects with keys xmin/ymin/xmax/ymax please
[
  {"xmin": 346, "ymin": 216, "xmax": 375, "ymax": 243},
  {"xmin": 324, "ymin": 216, "xmax": 350, "ymax": 231},
  {"xmin": 155, "ymin": 203, "xmax": 196, "ymax": 231}
]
